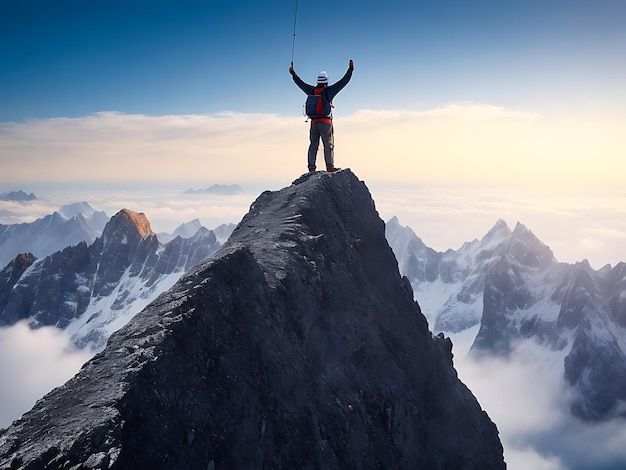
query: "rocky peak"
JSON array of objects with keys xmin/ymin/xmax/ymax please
[
  {"xmin": 103, "ymin": 208, "xmax": 154, "ymax": 241},
  {"xmin": 505, "ymin": 221, "xmax": 555, "ymax": 268},
  {"xmin": 171, "ymin": 218, "xmax": 203, "ymax": 239},
  {"xmin": 0, "ymin": 170, "xmax": 504, "ymax": 469},
  {"xmin": 607, "ymin": 262, "xmax": 626, "ymax": 327},
  {"xmin": 4, "ymin": 253, "xmax": 37, "ymax": 279},
  {"xmin": 93, "ymin": 209, "xmax": 158, "ymax": 298},
  {"xmin": 384, "ymin": 217, "xmax": 440, "ymax": 285},
  {"xmin": 554, "ymin": 261, "xmax": 603, "ymax": 330},
  {"xmin": 58, "ymin": 201, "xmax": 97, "ymax": 220},
  {"xmin": 480, "ymin": 218, "xmax": 512, "ymax": 246},
  {"xmin": 0, "ymin": 253, "xmax": 37, "ymax": 314},
  {"xmin": 386, "ymin": 215, "xmax": 401, "ymax": 228}
]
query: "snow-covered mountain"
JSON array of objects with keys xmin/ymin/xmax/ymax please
[
  {"xmin": 158, "ymin": 218, "xmax": 203, "ymax": 243},
  {"xmin": 386, "ymin": 216, "xmax": 626, "ymax": 421},
  {"xmin": 0, "ymin": 202, "xmax": 108, "ymax": 268},
  {"xmin": 158, "ymin": 220, "xmax": 235, "ymax": 245},
  {"xmin": 0, "ymin": 208, "xmax": 220, "ymax": 350}
]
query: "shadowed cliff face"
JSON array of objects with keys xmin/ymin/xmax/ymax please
[{"xmin": 0, "ymin": 170, "xmax": 505, "ymax": 470}]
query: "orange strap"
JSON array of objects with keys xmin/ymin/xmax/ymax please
[{"xmin": 311, "ymin": 117, "xmax": 332, "ymax": 125}]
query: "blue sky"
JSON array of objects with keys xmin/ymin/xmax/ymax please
[{"xmin": 2, "ymin": 0, "xmax": 625, "ymax": 120}]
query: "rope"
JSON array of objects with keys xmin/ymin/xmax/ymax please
[{"xmin": 291, "ymin": 0, "xmax": 299, "ymax": 66}]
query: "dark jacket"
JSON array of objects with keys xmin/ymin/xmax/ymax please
[{"xmin": 292, "ymin": 67, "xmax": 353, "ymax": 105}]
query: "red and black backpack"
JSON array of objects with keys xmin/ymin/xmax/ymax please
[{"xmin": 304, "ymin": 87, "xmax": 332, "ymax": 119}]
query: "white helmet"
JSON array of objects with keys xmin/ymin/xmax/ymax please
[{"xmin": 316, "ymin": 71, "xmax": 329, "ymax": 84}]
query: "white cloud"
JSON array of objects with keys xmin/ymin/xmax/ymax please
[
  {"xmin": 504, "ymin": 447, "xmax": 566, "ymax": 470},
  {"xmin": 2, "ymin": 103, "xmax": 624, "ymax": 187},
  {"xmin": 0, "ymin": 322, "xmax": 93, "ymax": 429},
  {"xmin": 0, "ymin": 199, "xmax": 60, "ymax": 224},
  {"xmin": 0, "ymin": 112, "xmax": 305, "ymax": 184},
  {"xmin": 452, "ymin": 339, "xmax": 626, "ymax": 470}
]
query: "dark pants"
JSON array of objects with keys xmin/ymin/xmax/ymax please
[{"xmin": 308, "ymin": 122, "xmax": 334, "ymax": 170}]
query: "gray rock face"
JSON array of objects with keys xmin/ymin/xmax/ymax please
[
  {"xmin": 0, "ymin": 209, "xmax": 220, "ymax": 350},
  {"xmin": 0, "ymin": 253, "xmax": 36, "ymax": 314},
  {"xmin": 0, "ymin": 170, "xmax": 505, "ymax": 470}
]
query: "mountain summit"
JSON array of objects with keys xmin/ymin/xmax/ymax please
[{"xmin": 0, "ymin": 170, "xmax": 504, "ymax": 469}]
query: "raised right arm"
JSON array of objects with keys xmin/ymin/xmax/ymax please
[{"xmin": 290, "ymin": 66, "xmax": 314, "ymax": 95}]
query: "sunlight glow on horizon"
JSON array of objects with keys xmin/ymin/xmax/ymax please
[
  {"xmin": 2, "ymin": 103, "xmax": 625, "ymax": 269},
  {"xmin": 1, "ymin": 103, "xmax": 624, "ymax": 188}
]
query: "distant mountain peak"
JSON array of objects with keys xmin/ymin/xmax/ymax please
[
  {"xmin": 0, "ymin": 190, "xmax": 37, "ymax": 202},
  {"xmin": 171, "ymin": 218, "xmax": 202, "ymax": 239},
  {"xmin": 574, "ymin": 259, "xmax": 592, "ymax": 270},
  {"xmin": 184, "ymin": 184, "xmax": 243, "ymax": 195},
  {"xmin": 387, "ymin": 215, "xmax": 401, "ymax": 226},
  {"xmin": 511, "ymin": 221, "xmax": 539, "ymax": 243},
  {"xmin": 58, "ymin": 201, "xmax": 97, "ymax": 220},
  {"xmin": 494, "ymin": 218, "xmax": 509, "ymax": 228},
  {"xmin": 512, "ymin": 220, "xmax": 527, "ymax": 232},
  {"xmin": 483, "ymin": 218, "xmax": 512, "ymax": 240},
  {"xmin": 106, "ymin": 208, "xmax": 154, "ymax": 240},
  {"xmin": 506, "ymin": 221, "xmax": 555, "ymax": 268}
]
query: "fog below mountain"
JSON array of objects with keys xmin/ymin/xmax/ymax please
[
  {"xmin": 3, "ymin": 316, "xmax": 625, "ymax": 468},
  {"xmin": 0, "ymin": 322, "xmax": 92, "ymax": 429},
  {"xmin": 450, "ymin": 331, "xmax": 626, "ymax": 470}
]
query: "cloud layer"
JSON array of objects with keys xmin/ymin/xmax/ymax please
[
  {"xmin": 0, "ymin": 322, "xmax": 93, "ymax": 429},
  {"xmin": 453, "ymin": 339, "xmax": 626, "ymax": 470},
  {"xmin": 2, "ymin": 104, "xmax": 624, "ymax": 186},
  {"xmin": 2, "ymin": 317, "xmax": 625, "ymax": 469}
]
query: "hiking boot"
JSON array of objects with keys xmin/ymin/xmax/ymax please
[
  {"xmin": 308, "ymin": 166, "xmax": 316, "ymax": 172},
  {"xmin": 327, "ymin": 167, "xmax": 340, "ymax": 173}
]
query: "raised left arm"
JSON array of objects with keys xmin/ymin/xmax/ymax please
[{"xmin": 327, "ymin": 60, "xmax": 354, "ymax": 99}]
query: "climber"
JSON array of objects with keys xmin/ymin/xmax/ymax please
[{"xmin": 289, "ymin": 60, "xmax": 354, "ymax": 173}]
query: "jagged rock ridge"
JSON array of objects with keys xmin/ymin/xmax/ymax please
[
  {"xmin": 0, "ymin": 208, "xmax": 220, "ymax": 350},
  {"xmin": 0, "ymin": 170, "xmax": 505, "ymax": 470}
]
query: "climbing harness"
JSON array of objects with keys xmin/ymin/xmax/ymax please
[{"xmin": 291, "ymin": 0, "xmax": 299, "ymax": 66}]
